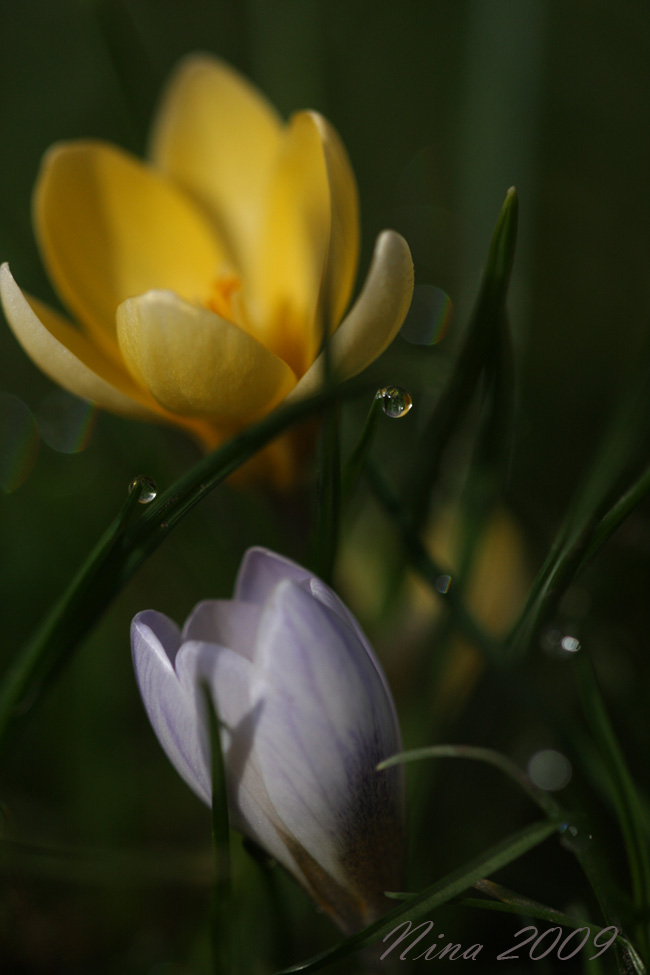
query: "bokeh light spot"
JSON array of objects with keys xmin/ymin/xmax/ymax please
[
  {"xmin": 528, "ymin": 749, "xmax": 572, "ymax": 791},
  {"xmin": 400, "ymin": 285, "xmax": 452, "ymax": 346},
  {"xmin": 37, "ymin": 390, "xmax": 96, "ymax": 454},
  {"xmin": 0, "ymin": 391, "xmax": 39, "ymax": 493}
]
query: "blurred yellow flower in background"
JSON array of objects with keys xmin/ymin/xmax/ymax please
[
  {"xmin": 408, "ymin": 506, "xmax": 531, "ymax": 721},
  {"xmin": 0, "ymin": 55, "xmax": 413, "ymax": 485},
  {"xmin": 338, "ymin": 503, "xmax": 530, "ymax": 723}
]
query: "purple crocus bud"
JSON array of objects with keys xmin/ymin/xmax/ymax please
[{"xmin": 131, "ymin": 547, "xmax": 405, "ymax": 932}]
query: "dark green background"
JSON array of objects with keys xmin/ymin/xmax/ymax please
[{"xmin": 1, "ymin": 1, "xmax": 649, "ymax": 972}]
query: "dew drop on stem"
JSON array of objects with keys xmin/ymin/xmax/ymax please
[
  {"xmin": 376, "ymin": 385, "xmax": 413, "ymax": 418},
  {"xmin": 129, "ymin": 474, "xmax": 157, "ymax": 504}
]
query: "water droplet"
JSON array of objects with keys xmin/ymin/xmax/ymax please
[
  {"xmin": 528, "ymin": 749, "xmax": 572, "ymax": 791},
  {"xmin": 541, "ymin": 625, "xmax": 581, "ymax": 658},
  {"xmin": 435, "ymin": 574, "xmax": 452, "ymax": 594},
  {"xmin": 376, "ymin": 386, "xmax": 413, "ymax": 418},
  {"xmin": 37, "ymin": 390, "xmax": 96, "ymax": 453},
  {"xmin": 400, "ymin": 285, "xmax": 452, "ymax": 346},
  {"xmin": 559, "ymin": 821, "xmax": 593, "ymax": 854},
  {"xmin": 559, "ymin": 823, "xmax": 578, "ymax": 836},
  {"xmin": 561, "ymin": 634, "xmax": 581, "ymax": 653},
  {"xmin": 129, "ymin": 475, "xmax": 157, "ymax": 504}
]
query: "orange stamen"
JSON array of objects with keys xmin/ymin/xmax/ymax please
[{"xmin": 206, "ymin": 273, "xmax": 242, "ymax": 321}]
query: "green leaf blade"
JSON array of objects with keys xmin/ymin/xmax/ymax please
[{"xmin": 273, "ymin": 819, "xmax": 557, "ymax": 974}]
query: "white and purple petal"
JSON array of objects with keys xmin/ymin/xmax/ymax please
[
  {"xmin": 250, "ymin": 581, "xmax": 400, "ymax": 883},
  {"xmin": 234, "ymin": 546, "xmax": 314, "ymax": 606},
  {"xmin": 307, "ymin": 576, "xmax": 403, "ymax": 735},
  {"xmin": 131, "ymin": 547, "xmax": 405, "ymax": 932},
  {"xmin": 174, "ymin": 640, "xmax": 302, "ymax": 879},
  {"xmin": 131, "ymin": 611, "xmax": 210, "ymax": 803},
  {"xmin": 181, "ymin": 598, "xmax": 262, "ymax": 661}
]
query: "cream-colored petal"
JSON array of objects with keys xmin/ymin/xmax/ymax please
[
  {"xmin": 34, "ymin": 140, "xmax": 225, "ymax": 358},
  {"xmin": 150, "ymin": 54, "xmax": 283, "ymax": 280},
  {"xmin": 117, "ymin": 290, "xmax": 297, "ymax": 421},
  {"xmin": 309, "ymin": 112, "xmax": 360, "ymax": 332},
  {"xmin": 0, "ymin": 263, "xmax": 160, "ymax": 419},
  {"xmin": 285, "ymin": 231, "xmax": 414, "ymax": 402},
  {"xmin": 252, "ymin": 112, "xmax": 331, "ymax": 375}
]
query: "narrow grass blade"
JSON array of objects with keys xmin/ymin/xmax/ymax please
[
  {"xmin": 341, "ymin": 391, "xmax": 382, "ymax": 500},
  {"xmin": 243, "ymin": 839, "xmax": 294, "ymax": 971},
  {"xmin": 579, "ymin": 462, "xmax": 650, "ymax": 570},
  {"xmin": 461, "ymin": 880, "xmax": 645, "ymax": 975},
  {"xmin": 506, "ymin": 344, "xmax": 650, "ymax": 662},
  {"xmin": 311, "ymin": 290, "xmax": 340, "ymax": 585},
  {"xmin": 0, "ymin": 379, "xmax": 372, "ymax": 747},
  {"xmin": 378, "ymin": 744, "xmax": 563, "ymax": 822},
  {"xmin": 408, "ymin": 187, "xmax": 518, "ymax": 527},
  {"xmin": 379, "ymin": 741, "xmax": 627, "ymax": 946},
  {"xmin": 311, "ymin": 402, "xmax": 341, "ymax": 585},
  {"xmin": 273, "ymin": 819, "xmax": 556, "ymax": 973},
  {"xmin": 201, "ymin": 682, "xmax": 234, "ymax": 975},
  {"xmin": 573, "ymin": 653, "xmax": 650, "ymax": 961},
  {"xmin": 366, "ymin": 461, "xmax": 499, "ymax": 661},
  {"xmin": 0, "ymin": 479, "xmax": 144, "ymax": 741}
]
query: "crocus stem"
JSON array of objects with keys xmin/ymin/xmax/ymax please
[
  {"xmin": 312, "ymin": 399, "xmax": 341, "ymax": 585},
  {"xmin": 341, "ymin": 391, "xmax": 382, "ymax": 500},
  {"xmin": 0, "ymin": 379, "xmax": 373, "ymax": 747},
  {"xmin": 0, "ymin": 479, "xmax": 144, "ymax": 740},
  {"xmin": 312, "ymin": 298, "xmax": 341, "ymax": 584},
  {"xmin": 247, "ymin": 850, "xmax": 293, "ymax": 970}
]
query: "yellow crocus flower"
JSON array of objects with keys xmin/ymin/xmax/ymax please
[{"xmin": 0, "ymin": 55, "xmax": 413, "ymax": 484}]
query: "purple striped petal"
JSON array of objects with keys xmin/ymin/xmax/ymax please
[
  {"xmin": 131, "ymin": 611, "xmax": 210, "ymax": 804},
  {"xmin": 306, "ymin": 577, "xmax": 403, "ymax": 738},
  {"xmin": 250, "ymin": 581, "xmax": 401, "ymax": 890},
  {"xmin": 181, "ymin": 598, "xmax": 262, "ymax": 661},
  {"xmin": 234, "ymin": 547, "xmax": 313, "ymax": 605},
  {"xmin": 174, "ymin": 640, "xmax": 301, "ymax": 877},
  {"xmin": 131, "ymin": 546, "xmax": 406, "ymax": 932}
]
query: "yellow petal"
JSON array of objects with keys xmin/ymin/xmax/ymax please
[
  {"xmin": 0, "ymin": 263, "xmax": 160, "ymax": 419},
  {"xmin": 285, "ymin": 231, "xmax": 414, "ymax": 402},
  {"xmin": 150, "ymin": 54, "xmax": 283, "ymax": 280},
  {"xmin": 117, "ymin": 290, "xmax": 297, "ymax": 421},
  {"xmin": 309, "ymin": 112, "xmax": 360, "ymax": 332},
  {"xmin": 252, "ymin": 112, "xmax": 331, "ymax": 375},
  {"xmin": 34, "ymin": 141, "xmax": 225, "ymax": 358}
]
